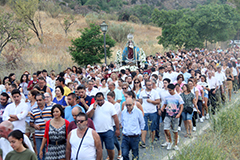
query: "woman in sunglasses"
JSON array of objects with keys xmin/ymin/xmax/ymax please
[
  {"xmin": 132, "ymin": 78, "xmax": 143, "ymax": 100},
  {"xmin": 120, "ymin": 82, "xmax": 129, "ymax": 110}
]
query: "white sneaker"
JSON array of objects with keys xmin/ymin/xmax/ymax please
[
  {"xmin": 200, "ymin": 118, "xmax": 204, "ymax": 123},
  {"xmin": 161, "ymin": 142, "xmax": 169, "ymax": 147},
  {"xmin": 206, "ymin": 113, "xmax": 209, "ymax": 120},
  {"xmin": 178, "ymin": 126, "xmax": 181, "ymax": 131},
  {"xmin": 167, "ymin": 142, "xmax": 173, "ymax": 150},
  {"xmin": 202, "ymin": 116, "xmax": 205, "ymax": 120},
  {"xmin": 173, "ymin": 145, "xmax": 180, "ymax": 150},
  {"xmin": 193, "ymin": 127, "xmax": 196, "ymax": 132}
]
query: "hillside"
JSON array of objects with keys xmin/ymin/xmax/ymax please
[{"xmin": 0, "ymin": 5, "xmax": 162, "ymax": 78}]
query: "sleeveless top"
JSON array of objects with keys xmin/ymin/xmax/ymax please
[
  {"xmin": 39, "ymin": 85, "xmax": 47, "ymax": 93},
  {"xmin": 70, "ymin": 128, "xmax": 96, "ymax": 160}
]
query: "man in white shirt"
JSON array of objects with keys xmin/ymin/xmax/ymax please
[
  {"xmin": 0, "ymin": 121, "xmax": 34, "ymax": 159},
  {"xmin": 215, "ymin": 66, "xmax": 226, "ymax": 103},
  {"xmin": 207, "ymin": 71, "xmax": 218, "ymax": 115},
  {"xmin": 163, "ymin": 65, "xmax": 178, "ymax": 83},
  {"xmin": 139, "ymin": 80, "xmax": 160, "ymax": 147},
  {"xmin": 86, "ymin": 80, "xmax": 98, "ymax": 97},
  {"xmin": 3, "ymin": 89, "xmax": 28, "ymax": 133},
  {"xmin": 87, "ymin": 92, "xmax": 120, "ymax": 160}
]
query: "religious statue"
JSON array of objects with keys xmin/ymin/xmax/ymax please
[{"xmin": 122, "ymin": 34, "xmax": 140, "ymax": 63}]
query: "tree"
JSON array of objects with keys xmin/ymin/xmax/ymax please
[
  {"xmin": 11, "ymin": 0, "xmax": 43, "ymax": 42},
  {"xmin": 59, "ymin": 14, "xmax": 76, "ymax": 36},
  {"xmin": 152, "ymin": 4, "xmax": 240, "ymax": 49},
  {"xmin": 0, "ymin": 12, "xmax": 29, "ymax": 54},
  {"xmin": 69, "ymin": 24, "xmax": 116, "ymax": 66}
]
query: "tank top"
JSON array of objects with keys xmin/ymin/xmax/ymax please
[
  {"xmin": 39, "ymin": 85, "xmax": 47, "ymax": 93},
  {"xmin": 70, "ymin": 128, "xmax": 96, "ymax": 160}
]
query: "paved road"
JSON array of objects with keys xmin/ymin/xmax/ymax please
[{"xmin": 102, "ymin": 94, "xmax": 239, "ymax": 160}]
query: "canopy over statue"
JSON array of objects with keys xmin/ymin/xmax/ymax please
[{"xmin": 122, "ymin": 34, "xmax": 140, "ymax": 61}]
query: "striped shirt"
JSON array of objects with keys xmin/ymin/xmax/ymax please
[{"xmin": 30, "ymin": 105, "xmax": 52, "ymax": 138}]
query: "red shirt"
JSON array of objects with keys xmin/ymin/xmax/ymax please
[
  {"xmin": 27, "ymin": 80, "xmax": 38, "ymax": 90},
  {"xmin": 67, "ymin": 118, "xmax": 95, "ymax": 134}
]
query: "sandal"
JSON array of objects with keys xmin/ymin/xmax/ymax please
[
  {"xmin": 188, "ymin": 134, "xmax": 193, "ymax": 138},
  {"xmin": 184, "ymin": 134, "xmax": 189, "ymax": 137}
]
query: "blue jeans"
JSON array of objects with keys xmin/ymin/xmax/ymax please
[
  {"xmin": 143, "ymin": 112, "xmax": 158, "ymax": 131},
  {"xmin": 36, "ymin": 138, "xmax": 45, "ymax": 160},
  {"xmin": 98, "ymin": 130, "xmax": 114, "ymax": 150},
  {"xmin": 121, "ymin": 135, "xmax": 140, "ymax": 160}
]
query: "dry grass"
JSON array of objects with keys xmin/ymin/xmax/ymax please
[{"xmin": 0, "ymin": 10, "xmax": 163, "ymax": 77}]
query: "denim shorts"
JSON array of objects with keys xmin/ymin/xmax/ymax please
[
  {"xmin": 98, "ymin": 130, "xmax": 114, "ymax": 150},
  {"xmin": 181, "ymin": 112, "xmax": 193, "ymax": 121},
  {"xmin": 164, "ymin": 116, "xmax": 179, "ymax": 132},
  {"xmin": 143, "ymin": 112, "xmax": 158, "ymax": 131}
]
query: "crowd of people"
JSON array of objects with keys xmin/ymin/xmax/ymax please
[{"xmin": 0, "ymin": 46, "xmax": 239, "ymax": 160}]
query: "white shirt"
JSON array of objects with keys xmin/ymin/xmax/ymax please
[
  {"xmin": 3, "ymin": 101, "xmax": 28, "ymax": 133},
  {"xmin": 86, "ymin": 87, "xmax": 98, "ymax": 97},
  {"xmin": 159, "ymin": 89, "xmax": 170, "ymax": 108},
  {"xmin": 0, "ymin": 134, "xmax": 34, "ymax": 159},
  {"xmin": 88, "ymin": 101, "xmax": 117, "ymax": 133},
  {"xmin": 163, "ymin": 72, "xmax": 178, "ymax": 83},
  {"xmin": 139, "ymin": 89, "xmax": 160, "ymax": 113},
  {"xmin": 207, "ymin": 77, "xmax": 218, "ymax": 89},
  {"xmin": 215, "ymin": 71, "xmax": 226, "ymax": 86},
  {"xmin": 232, "ymin": 67, "xmax": 238, "ymax": 76}
]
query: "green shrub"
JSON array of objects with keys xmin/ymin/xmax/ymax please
[
  {"xmin": 98, "ymin": 13, "xmax": 118, "ymax": 21},
  {"xmin": 107, "ymin": 22, "xmax": 134, "ymax": 43},
  {"xmin": 129, "ymin": 15, "xmax": 141, "ymax": 24}
]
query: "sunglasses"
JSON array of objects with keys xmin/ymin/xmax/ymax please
[
  {"xmin": 122, "ymin": 88, "xmax": 127, "ymax": 90},
  {"xmin": 134, "ymin": 81, "xmax": 140, "ymax": 84},
  {"xmin": 76, "ymin": 120, "xmax": 86, "ymax": 123},
  {"xmin": 126, "ymin": 104, "xmax": 132, "ymax": 107}
]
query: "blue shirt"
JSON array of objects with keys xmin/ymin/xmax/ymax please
[
  {"xmin": 182, "ymin": 72, "xmax": 191, "ymax": 83},
  {"xmin": 65, "ymin": 104, "xmax": 85, "ymax": 122},
  {"xmin": 121, "ymin": 106, "xmax": 145, "ymax": 136},
  {"xmin": 53, "ymin": 96, "xmax": 67, "ymax": 106}
]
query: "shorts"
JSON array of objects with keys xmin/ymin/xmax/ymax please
[
  {"xmin": 181, "ymin": 112, "xmax": 193, "ymax": 121},
  {"xmin": 204, "ymin": 92, "xmax": 208, "ymax": 98},
  {"xmin": 143, "ymin": 112, "xmax": 158, "ymax": 131},
  {"xmin": 164, "ymin": 116, "xmax": 179, "ymax": 133},
  {"xmin": 98, "ymin": 130, "xmax": 114, "ymax": 150},
  {"xmin": 25, "ymin": 122, "xmax": 35, "ymax": 134}
]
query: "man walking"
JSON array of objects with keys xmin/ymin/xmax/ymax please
[
  {"xmin": 3, "ymin": 89, "xmax": 28, "ymax": 133},
  {"xmin": 65, "ymin": 93, "xmax": 85, "ymax": 122},
  {"xmin": 66, "ymin": 112, "xmax": 102, "ymax": 160},
  {"xmin": 87, "ymin": 92, "xmax": 120, "ymax": 160},
  {"xmin": 0, "ymin": 93, "xmax": 10, "ymax": 123},
  {"xmin": 30, "ymin": 94, "xmax": 52, "ymax": 160},
  {"xmin": 121, "ymin": 98, "xmax": 145, "ymax": 160},
  {"xmin": 139, "ymin": 80, "xmax": 160, "ymax": 147},
  {"xmin": 161, "ymin": 84, "xmax": 184, "ymax": 150}
]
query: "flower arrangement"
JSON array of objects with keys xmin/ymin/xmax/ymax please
[
  {"xmin": 139, "ymin": 48, "xmax": 146, "ymax": 68},
  {"xmin": 115, "ymin": 50, "xmax": 122, "ymax": 68}
]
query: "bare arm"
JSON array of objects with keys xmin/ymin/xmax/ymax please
[
  {"xmin": 147, "ymin": 98, "xmax": 160, "ymax": 105},
  {"xmin": 116, "ymin": 100, "xmax": 121, "ymax": 103},
  {"xmin": 112, "ymin": 114, "xmax": 120, "ymax": 137},
  {"xmin": 176, "ymin": 104, "xmax": 183, "ymax": 118},
  {"xmin": 39, "ymin": 137, "xmax": 47, "ymax": 159},
  {"xmin": 138, "ymin": 99, "xmax": 142, "ymax": 104},
  {"xmin": 86, "ymin": 102, "xmax": 97, "ymax": 118},
  {"xmin": 66, "ymin": 132, "xmax": 72, "ymax": 160},
  {"xmin": 121, "ymin": 101, "xmax": 125, "ymax": 111},
  {"xmin": 136, "ymin": 102, "xmax": 144, "ymax": 116},
  {"xmin": 92, "ymin": 130, "xmax": 102, "ymax": 160}
]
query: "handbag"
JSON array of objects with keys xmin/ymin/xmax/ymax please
[{"xmin": 185, "ymin": 107, "xmax": 193, "ymax": 114}]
